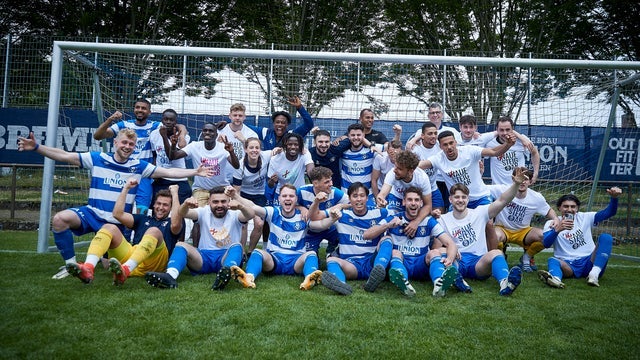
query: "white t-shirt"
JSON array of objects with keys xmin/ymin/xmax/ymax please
[
  {"xmin": 458, "ymin": 132, "xmax": 495, "ymax": 147},
  {"xmin": 182, "ymin": 141, "xmax": 234, "ymax": 190},
  {"xmin": 373, "ymin": 152, "xmax": 395, "ymax": 191},
  {"xmin": 195, "ymin": 206, "xmax": 244, "ymax": 250},
  {"xmin": 412, "ymin": 143, "xmax": 440, "ymax": 190},
  {"xmin": 485, "ymin": 136, "xmax": 531, "ymax": 185},
  {"xmin": 149, "ymin": 126, "xmax": 191, "ymax": 181},
  {"xmin": 219, "ymin": 124, "xmax": 258, "ymax": 161},
  {"xmin": 383, "ymin": 169, "xmax": 433, "ymax": 212},
  {"xmin": 543, "ymin": 212, "xmax": 597, "ymax": 261},
  {"xmin": 411, "ymin": 125, "xmax": 462, "ymax": 182},
  {"xmin": 439, "ymin": 205, "xmax": 490, "ymax": 256},
  {"xmin": 232, "ymin": 151, "xmax": 272, "ymax": 196},
  {"xmin": 268, "ymin": 151, "xmax": 313, "ymax": 195},
  {"xmin": 427, "ymin": 145, "xmax": 489, "ymax": 200},
  {"xmin": 489, "ymin": 184, "xmax": 550, "ymax": 230}
]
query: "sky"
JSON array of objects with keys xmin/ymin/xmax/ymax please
[{"xmin": 151, "ymin": 68, "xmax": 638, "ymax": 128}]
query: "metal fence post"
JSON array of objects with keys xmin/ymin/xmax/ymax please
[{"xmin": 2, "ymin": 34, "xmax": 10, "ymax": 108}]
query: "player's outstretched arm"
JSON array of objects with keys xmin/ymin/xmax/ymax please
[
  {"xmin": 488, "ymin": 167, "xmax": 527, "ymax": 218},
  {"xmin": 18, "ymin": 132, "xmax": 81, "ymax": 166},
  {"xmin": 594, "ymin": 187, "xmax": 622, "ymax": 223}
]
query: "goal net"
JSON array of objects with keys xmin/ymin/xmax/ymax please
[{"xmin": 44, "ymin": 41, "xmax": 639, "ymax": 256}]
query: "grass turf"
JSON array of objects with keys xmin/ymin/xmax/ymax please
[{"xmin": 1, "ymin": 231, "xmax": 639, "ymax": 359}]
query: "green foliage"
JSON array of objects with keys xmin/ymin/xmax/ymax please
[{"xmin": 1, "ymin": 231, "xmax": 639, "ymax": 358}]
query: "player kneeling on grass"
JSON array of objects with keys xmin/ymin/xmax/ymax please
[
  {"xmin": 67, "ymin": 179, "xmax": 184, "ymax": 286},
  {"xmin": 308, "ymin": 182, "xmax": 393, "ymax": 296},
  {"xmin": 437, "ymin": 168, "xmax": 528, "ymax": 296},
  {"xmin": 145, "ymin": 186, "xmax": 255, "ymax": 290},
  {"xmin": 230, "ymin": 184, "xmax": 323, "ymax": 290},
  {"xmin": 363, "ymin": 186, "xmax": 460, "ymax": 298},
  {"xmin": 537, "ymin": 187, "xmax": 621, "ymax": 289}
]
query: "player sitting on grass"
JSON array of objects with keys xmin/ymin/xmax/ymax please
[
  {"xmin": 363, "ymin": 186, "xmax": 459, "ymax": 298},
  {"xmin": 230, "ymin": 184, "xmax": 323, "ymax": 290},
  {"xmin": 538, "ymin": 187, "xmax": 621, "ymax": 289},
  {"xmin": 145, "ymin": 186, "xmax": 255, "ymax": 290},
  {"xmin": 308, "ymin": 182, "xmax": 393, "ymax": 295},
  {"xmin": 437, "ymin": 168, "xmax": 528, "ymax": 296},
  {"xmin": 67, "ymin": 179, "xmax": 184, "ymax": 286}
]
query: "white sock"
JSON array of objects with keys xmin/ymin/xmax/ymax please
[
  {"xmin": 522, "ymin": 252, "xmax": 531, "ymax": 264},
  {"xmin": 124, "ymin": 259, "xmax": 138, "ymax": 271},
  {"xmin": 589, "ymin": 266, "xmax": 602, "ymax": 278},
  {"xmin": 499, "ymin": 278, "xmax": 508, "ymax": 289},
  {"xmin": 65, "ymin": 256, "xmax": 77, "ymax": 265},
  {"xmin": 84, "ymin": 254, "xmax": 100, "ymax": 267},
  {"xmin": 167, "ymin": 268, "xmax": 180, "ymax": 279}
]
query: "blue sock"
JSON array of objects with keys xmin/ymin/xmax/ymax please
[
  {"xmin": 303, "ymin": 253, "xmax": 319, "ymax": 276},
  {"xmin": 53, "ymin": 229, "xmax": 75, "ymax": 261},
  {"xmin": 390, "ymin": 257, "xmax": 408, "ymax": 279},
  {"xmin": 374, "ymin": 238, "xmax": 393, "ymax": 268},
  {"xmin": 491, "ymin": 255, "xmax": 509, "ymax": 282},
  {"xmin": 223, "ymin": 244, "xmax": 243, "ymax": 267},
  {"xmin": 245, "ymin": 250, "xmax": 263, "ymax": 278},
  {"xmin": 593, "ymin": 234, "xmax": 613, "ymax": 271},
  {"xmin": 429, "ymin": 255, "xmax": 445, "ymax": 282},
  {"xmin": 548, "ymin": 257, "xmax": 563, "ymax": 279},
  {"xmin": 167, "ymin": 246, "xmax": 188, "ymax": 273},
  {"xmin": 327, "ymin": 261, "xmax": 346, "ymax": 282}
]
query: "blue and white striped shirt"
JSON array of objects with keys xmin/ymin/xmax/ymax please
[
  {"xmin": 335, "ymin": 208, "xmax": 389, "ymax": 259},
  {"xmin": 80, "ymin": 151, "xmax": 156, "ymax": 223},
  {"xmin": 109, "ymin": 120, "xmax": 160, "ymax": 163},
  {"xmin": 263, "ymin": 207, "xmax": 309, "ymax": 255}
]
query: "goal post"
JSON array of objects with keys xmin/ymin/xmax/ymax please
[{"xmin": 38, "ymin": 40, "xmax": 640, "ymax": 255}]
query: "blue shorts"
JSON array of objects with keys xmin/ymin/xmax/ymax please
[
  {"xmin": 458, "ymin": 253, "xmax": 489, "ymax": 280},
  {"xmin": 269, "ymin": 251, "xmax": 302, "ymax": 275},
  {"xmin": 241, "ymin": 192, "xmax": 267, "ymax": 207},
  {"xmin": 305, "ymin": 228, "xmax": 339, "ymax": 253},
  {"xmin": 136, "ymin": 177, "xmax": 154, "ymax": 210},
  {"xmin": 343, "ymin": 254, "xmax": 375, "ymax": 280},
  {"xmin": 69, "ymin": 206, "xmax": 124, "ymax": 236},
  {"xmin": 564, "ymin": 256, "xmax": 596, "ymax": 278},
  {"xmin": 192, "ymin": 249, "xmax": 226, "ymax": 274},
  {"xmin": 404, "ymin": 255, "xmax": 429, "ymax": 280},
  {"xmin": 431, "ymin": 189, "xmax": 444, "ymax": 208}
]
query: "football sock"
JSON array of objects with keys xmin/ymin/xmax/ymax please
[
  {"xmin": 166, "ymin": 246, "xmax": 188, "ymax": 279},
  {"xmin": 390, "ymin": 256, "xmax": 408, "ymax": 279},
  {"xmin": 548, "ymin": 257, "xmax": 563, "ymax": 280},
  {"xmin": 526, "ymin": 241, "xmax": 545, "ymax": 257},
  {"xmin": 593, "ymin": 233, "xmax": 613, "ymax": 270},
  {"xmin": 326, "ymin": 261, "xmax": 346, "ymax": 282},
  {"xmin": 303, "ymin": 253, "xmax": 319, "ymax": 276},
  {"xmin": 429, "ymin": 255, "xmax": 445, "ymax": 283},
  {"xmin": 124, "ymin": 234, "xmax": 158, "ymax": 271},
  {"xmin": 491, "ymin": 254, "xmax": 509, "ymax": 282},
  {"xmin": 373, "ymin": 238, "xmax": 393, "ymax": 268},
  {"xmin": 84, "ymin": 228, "xmax": 114, "ymax": 267},
  {"xmin": 223, "ymin": 243, "xmax": 243, "ymax": 268},
  {"xmin": 245, "ymin": 250, "xmax": 264, "ymax": 278},
  {"xmin": 53, "ymin": 229, "xmax": 75, "ymax": 262}
]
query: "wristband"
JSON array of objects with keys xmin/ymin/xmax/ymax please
[{"xmin": 33, "ymin": 143, "xmax": 40, "ymax": 151}]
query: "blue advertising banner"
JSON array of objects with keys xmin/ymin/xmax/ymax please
[{"xmin": 1, "ymin": 108, "xmax": 638, "ymax": 182}]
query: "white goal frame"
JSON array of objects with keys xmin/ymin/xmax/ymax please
[{"xmin": 38, "ymin": 40, "xmax": 640, "ymax": 253}]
